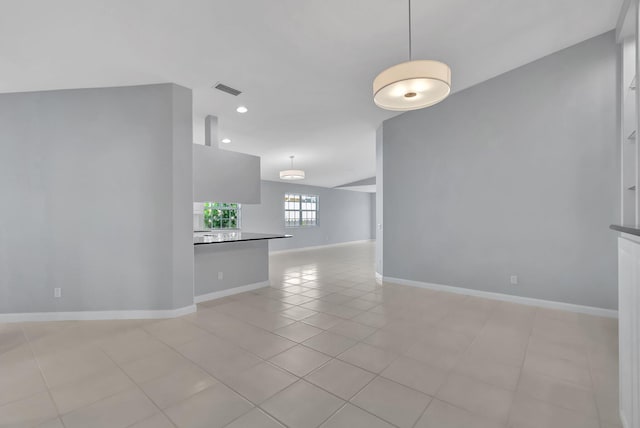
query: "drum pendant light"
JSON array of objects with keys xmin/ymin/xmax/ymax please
[
  {"xmin": 373, "ymin": 0, "xmax": 451, "ymax": 111},
  {"xmin": 279, "ymin": 155, "xmax": 305, "ymax": 180}
]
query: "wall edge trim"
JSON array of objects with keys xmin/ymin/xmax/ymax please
[
  {"xmin": 0, "ymin": 304, "xmax": 197, "ymax": 323},
  {"xmin": 383, "ymin": 276, "xmax": 618, "ymax": 319}
]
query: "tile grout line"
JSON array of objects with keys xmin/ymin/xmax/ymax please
[
  {"xmin": 256, "ymin": 374, "xmax": 402, "ymax": 428},
  {"xmin": 18, "ymin": 322, "xmax": 68, "ymax": 428},
  {"xmin": 340, "ymin": 373, "xmax": 417, "ymax": 428},
  {"xmin": 220, "ymin": 280, "xmax": 400, "ymax": 426},
  {"xmin": 133, "ymin": 328, "xmax": 280, "ymax": 423},
  {"xmin": 503, "ymin": 306, "xmax": 536, "ymax": 427},
  {"xmin": 519, "ymin": 311, "xmax": 605, "ymax": 424},
  {"xmin": 585, "ymin": 337, "xmax": 606, "ymax": 426},
  {"xmin": 96, "ymin": 329, "xmax": 179, "ymax": 428}
]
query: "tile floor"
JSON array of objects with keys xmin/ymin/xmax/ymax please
[{"xmin": 0, "ymin": 241, "xmax": 620, "ymax": 428}]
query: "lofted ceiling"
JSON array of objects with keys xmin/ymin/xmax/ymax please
[{"xmin": 0, "ymin": 0, "xmax": 623, "ymax": 188}]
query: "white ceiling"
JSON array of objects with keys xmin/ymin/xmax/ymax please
[{"xmin": 0, "ymin": 0, "xmax": 622, "ymax": 188}]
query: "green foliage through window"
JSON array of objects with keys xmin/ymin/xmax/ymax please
[{"xmin": 203, "ymin": 202, "xmax": 240, "ymax": 229}]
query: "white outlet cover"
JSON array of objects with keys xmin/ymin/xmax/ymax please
[{"xmin": 510, "ymin": 275, "xmax": 518, "ymax": 285}]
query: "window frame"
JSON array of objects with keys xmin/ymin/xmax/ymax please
[
  {"xmin": 284, "ymin": 193, "xmax": 319, "ymax": 228},
  {"xmin": 202, "ymin": 202, "xmax": 241, "ymax": 230}
]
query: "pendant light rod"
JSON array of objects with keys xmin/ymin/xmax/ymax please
[{"xmin": 408, "ymin": 0, "xmax": 412, "ymax": 61}]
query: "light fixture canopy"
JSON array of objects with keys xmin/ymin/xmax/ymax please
[
  {"xmin": 279, "ymin": 155, "xmax": 305, "ymax": 180},
  {"xmin": 373, "ymin": 0, "xmax": 451, "ymax": 111}
]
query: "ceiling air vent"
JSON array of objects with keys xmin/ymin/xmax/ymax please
[{"xmin": 213, "ymin": 82, "xmax": 242, "ymax": 96}]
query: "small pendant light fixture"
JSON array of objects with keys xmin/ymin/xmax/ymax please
[
  {"xmin": 279, "ymin": 155, "xmax": 305, "ymax": 180},
  {"xmin": 373, "ymin": 0, "xmax": 451, "ymax": 111}
]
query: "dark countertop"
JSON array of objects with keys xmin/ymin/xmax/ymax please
[
  {"xmin": 193, "ymin": 231, "xmax": 292, "ymax": 245},
  {"xmin": 610, "ymin": 224, "xmax": 640, "ymax": 237}
]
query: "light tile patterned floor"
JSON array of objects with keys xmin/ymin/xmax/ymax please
[{"xmin": 0, "ymin": 241, "xmax": 620, "ymax": 427}]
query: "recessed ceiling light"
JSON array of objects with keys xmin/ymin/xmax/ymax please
[
  {"xmin": 221, "ymin": 138, "xmax": 231, "ymax": 144},
  {"xmin": 236, "ymin": 106, "xmax": 248, "ymax": 113}
]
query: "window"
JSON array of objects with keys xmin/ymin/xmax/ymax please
[
  {"xmin": 203, "ymin": 202, "xmax": 240, "ymax": 229},
  {"xmin": 285, "ymin": 193, "xmax": 318, "ymax": 227}
]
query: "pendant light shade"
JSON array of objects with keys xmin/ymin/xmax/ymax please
[
  {"xmin": 279, "ymin": 169, "xmax": 305, "ymax": 180},
  {"xmin": 373, "ymin": 60, "xmax": 451, "ymax": 111},
  {"xmin": 279, "ymin": 156, "xmax": 305, "ymax": 180},
  {"xmin": 373, "ymin": 0, "xmax": 451, "ymax": 111}
]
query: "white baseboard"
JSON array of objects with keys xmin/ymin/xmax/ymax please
[
  {"xmin": 270, "ymin": 239, "xmax": 374, "ymax": 255},
  {"xmin": 194, "ymin": 280, "xmax": 270, "ymax": 303},
  {"xmin": 1, "ymin": 280, "xmax": 273, "ymax": 323},
  {"xmin": 0, "ymin": 304, "xmax": 197, "ymax": 324},
  {"xmin": 383, "ymin": 276, "xmax": 618, "ymax": 319}
]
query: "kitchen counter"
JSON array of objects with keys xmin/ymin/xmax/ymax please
[
  {"xmin": 193, "ymin": 231, "xmax": 291, "ymax": 245},
  {"xmin": 610, "ymin": 224, "xmax": 640, "ymax": 237}
]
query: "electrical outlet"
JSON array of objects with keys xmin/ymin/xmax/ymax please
[
  {"xmin": 54, "ymin": 288, "xmax": 62, "ymax": 298},
  {"xmin": 510, "ymin": 275, "xmax": 518, "ymax": 285},
  {"xmin": 217, "ymin": 272, "xmax": 223, "ymax": 280}
]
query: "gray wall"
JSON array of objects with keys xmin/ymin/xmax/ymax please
[
  {"xmin": 242, "ymin": 181, "xmax": 373, "ymax": 251},
  {"xmin": 382, "ymin": 32, "xmax": 619, "ymax": 309},
  {"xmin": 0, "ymin": 83, "xmax": 194, "ymax": 313},
  {"xmin": 193, "ymin": 144, "xmax": 261, "ymax": 204}
]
